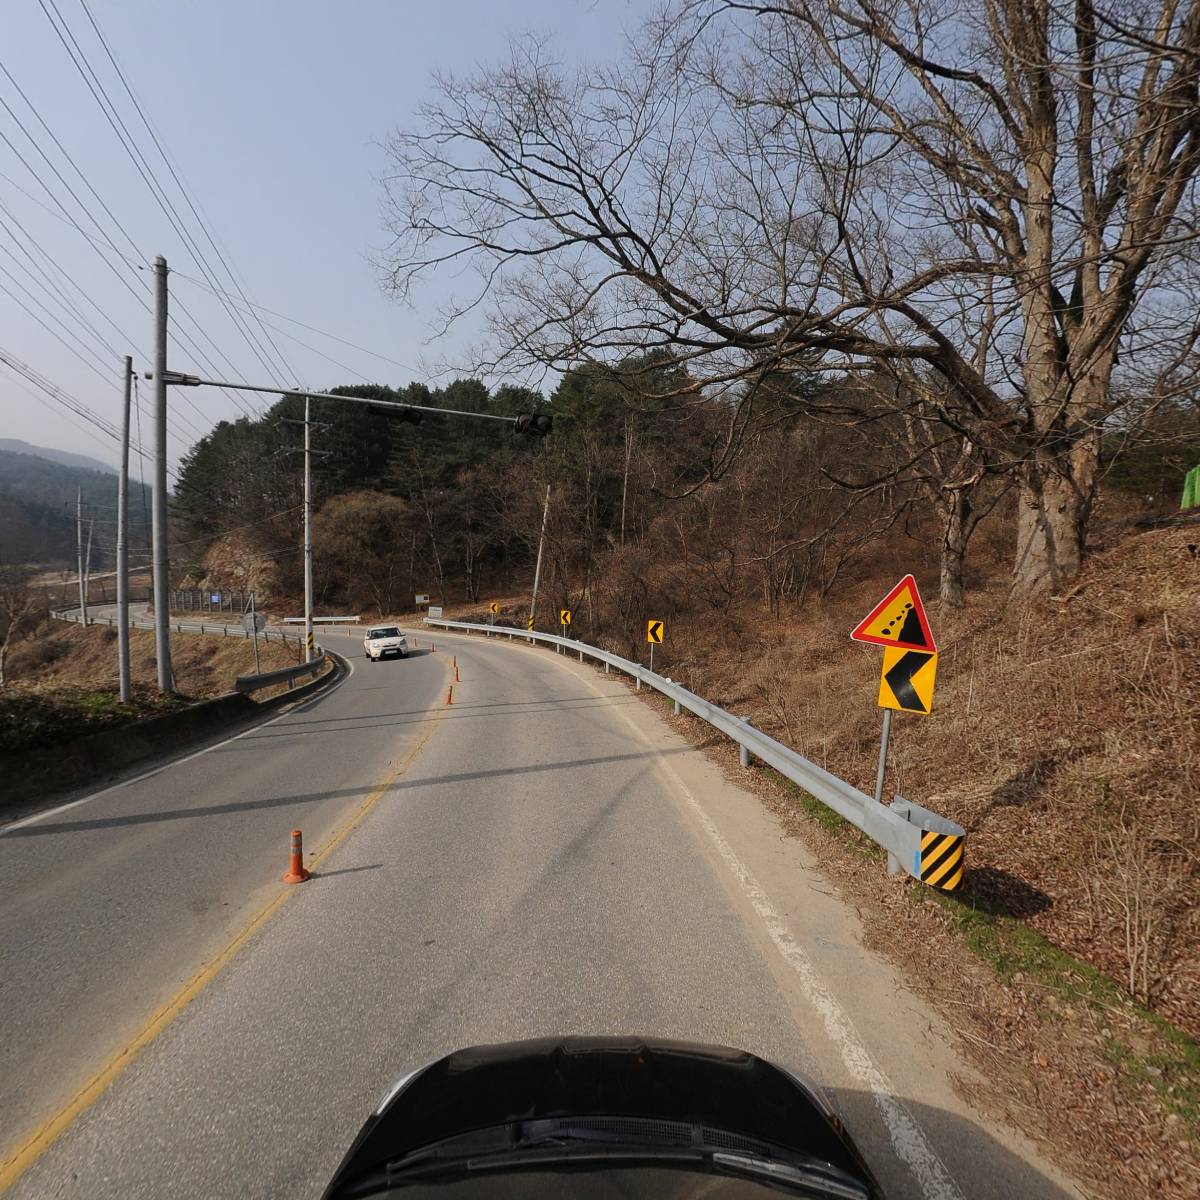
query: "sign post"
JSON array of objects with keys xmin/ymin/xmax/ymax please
[
  {"xmin": 646, "ymin": 618, "xmax": 664, "ymax": 673},
  {"xmin": 850, "ymin": 575, "xmax": 938, "ymax": 807},
  {"xmin": 243, "ymin": 593, "xmax": 266, "ymax": 674}
]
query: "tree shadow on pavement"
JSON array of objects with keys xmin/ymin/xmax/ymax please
[{"xmin": 0, "ymin": 746, "xmax": 694, "ymax": 837}]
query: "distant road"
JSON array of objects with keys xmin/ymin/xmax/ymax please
[{"xmin": 0, "ymin": 625, "xmax": 1078, "ymax": 1200}]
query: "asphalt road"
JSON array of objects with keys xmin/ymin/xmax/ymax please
[{"xmin": 0, "ymin": 625, "xmax": 1082, "ymax": 1199}]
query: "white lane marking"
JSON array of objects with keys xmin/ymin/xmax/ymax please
[
  {"xmin": 541, "ymin": 650, "xmax": 965, "ymax": 1200},
  {"xmin": 671, "ymin": 780, "xmax": 963, "ymax": 1200},
  {"xmin": 0, "ymin": 650, "xmax": 356, "ymax": 836}
]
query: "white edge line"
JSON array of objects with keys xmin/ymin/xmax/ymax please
[
  {"xmin": 0, "ymin": 648, "xmax": 356, "ymax": 836},
  {"xmin": 466, "ymin": 632, "xmax": 965, "ymax": 1200}
]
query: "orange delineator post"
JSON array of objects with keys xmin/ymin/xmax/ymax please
[
  {"xmin": 453, "ymin": 656, "xmax": 460, "ymax": 682},
  {"xmin": 446, "ymin": 685, "xmax": 454, "ymax": 705},
  {"xmin": 283, "ymin": 829, "xmax": 310, "ymax": 883}
]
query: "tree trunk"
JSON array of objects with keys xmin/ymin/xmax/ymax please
[
  {"xmin": 940, "ymin": 490, "xmax": 971, "ymax": 608},
  {"xmin": 1012, "ymin": 435, "xmax": 1099, "ymax": 593}
]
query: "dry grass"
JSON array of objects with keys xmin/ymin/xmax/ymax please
[
  {"xmin": 4, "ymin": 619, "xmax": 301, "ymax": 699},
  {"xmin": 651, "ymin": 525, "xmax": 1200, "ymax": 1038}
]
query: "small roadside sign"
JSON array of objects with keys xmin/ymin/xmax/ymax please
[
  {"xmin": 489, "ymin": 601, "xmax": 500, "ymax": 614},
  {"xmin": 243, "ymin": 611, "xmax": 266, "ymax": 633},
  {"xmin": 878, "ymin": 647, "xmax": 938, "ymax": 714},
  {"xmin": 427, "ymin": 605, "xmax": 443, "ymax": 619},
  {"xmin": 850, "ymin": 574, "xmax": 937, "ymax": 652},
  {"xmin": 415, "ymin": 593, "xmax": 430, "ymax": 605},
  {"xmin": 646, "ymin": 619, "xmax": 664, "ymax": 644},
  {"xmin": 210, "ymin": 592, "xmax": 221, "ymax": 605},
  {"xmin": 527, "ymin": 616, "xmax": 535, "ymax": 630},
  {"xmin": 559, "ymin": 608, "xmax": 572, "ymax": 625}
]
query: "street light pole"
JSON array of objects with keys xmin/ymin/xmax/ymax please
[
  {"xmin": 304, "ymin": 395, "xmax": 314, "ymax": 662},
  {"xmin": 151, "ymin": 255, "xmax": 173, "ymax": 692},
  {"xmin": 116, "ymin": 355, "xmax": 132, "ymax": 701},
  {"xmin": 529, "ymin": 483, "xmax": 550, "ymax": 629}
]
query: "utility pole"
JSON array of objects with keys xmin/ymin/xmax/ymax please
[
  {"xmin": 151, "ymin": 255, "xmax": 172, "ymax": 692},
  {"xmin": 83, "ymin": 518, "xmax": 94, "ymax": 611},
  {"xmin": 116, "ymin": 355, "xmax": 132, "ymax": 701},
  {"xmin": 304, "ymin": 395, "xmax": 314, "ymax": 662},
  {"xmin": 529, "ymin": 483, "xmax": 550, "ymax": 629},
  {"xmin": 76, "ymin": 488, "xmax": 88, "ymax": 626}
]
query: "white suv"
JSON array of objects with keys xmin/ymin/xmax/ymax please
[{"xmin": 364, "ymin": 626, "xmax": 408, "ymax": 662}]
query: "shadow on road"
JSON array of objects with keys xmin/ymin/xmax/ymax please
[
  {"xmin": 236, "ymin": 698, "xmax": 641, "ymax": 742},
  {"xmin": 310, "ymin": 864, "xmax": 383, "ymax": 880},
  {"xmin": 265, "ymin": 694, "xmax": 636, "ymax": 728},
  {"xmin": 0, "ymin": 746, "xmax": 694, "ymax": 837},
  {"xmin": 824, "ymin": 1087, "xmax": 1083, "ymax": 1200}
]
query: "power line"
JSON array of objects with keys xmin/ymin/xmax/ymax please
[
  {"xmin": 77, "ymin": 0, "xmax": 298, "ymax": 386},
  {"xmin": 173, "ymin": 269, "xmax": 424, "ymax": 377},
  {"xmin": 1, "ymin": 46, "xmax": 261, "ymax": 421},
  {"xmin": 39, "ymin": 0, "xmax": 293, "ymax": 391}
]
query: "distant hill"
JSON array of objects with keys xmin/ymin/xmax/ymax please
[
  {"xmin": 0, "ymin": 439, "xmax": 116, "ymax": 475},
  {"xmin": 0, "ymin": 448, "xmax": 151, "ymax": 568}
]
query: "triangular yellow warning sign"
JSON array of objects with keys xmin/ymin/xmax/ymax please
[{"xmin": 850, "ymin": 574, "xmax": 937, "ymax": 652}]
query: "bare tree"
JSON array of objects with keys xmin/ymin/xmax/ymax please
[
  {"xmin": 381, "ymin": 0, "xmax": 1200, "ymax": 595},
  {"xmin": 0, "ymin": 567, "xmax": 38, "ymax": 687}
]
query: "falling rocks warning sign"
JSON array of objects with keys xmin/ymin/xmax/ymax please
[{"xmin": 850, "ymin": 574, "xmax": 937, "ymax": 653}]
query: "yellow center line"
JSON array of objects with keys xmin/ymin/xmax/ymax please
[{"xmin": 0, "ymin": 694, "xmax": 446, "ymax": 1194}]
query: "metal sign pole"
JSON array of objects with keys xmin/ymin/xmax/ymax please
[
  {"xmin": 649, "ymin": 641, "xmax": 654, "ymax": 675},
  {"xmin": 873, "ymin": 709, "xmax": 893, "ymax": 804},
  {"xmin": 250, "ymin": 592, "xmax": 261, "ymax": 675}
]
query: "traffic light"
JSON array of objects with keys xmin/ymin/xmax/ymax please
[{"xmin": 515, "ymin": 412, "xmax": 553, "ymax": 437}]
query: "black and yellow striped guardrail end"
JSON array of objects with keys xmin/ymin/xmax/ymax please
[{"xmin": 919, "ymin": 830, "xmax": 964, "ymax": 891}]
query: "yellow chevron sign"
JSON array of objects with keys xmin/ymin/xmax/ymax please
[
  {"xmin": 559, "ymin": 609, "xmax": 572, "ymax": 625},
  {"xmin": 646, "ymin": 619, "xmax": 663, "ymax": 644},
  {"xmin": 877, "ymin": 647, "xmax": 937, "ymax": 714}
]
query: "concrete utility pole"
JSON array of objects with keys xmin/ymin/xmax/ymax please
[
  {"xmin": 83, "ymin": 519, "xmax": 94, "ymax": 611},
  {"xmin": 151, "ymin": 256, "xmax": 173, "ymax": 692},
  {"xmin": 116, "ymin": 355, "xmax": 132, "ymax": 701},
  {"xmin": 529, "ymin": 483, "xmax": 550, "ymax": 628},
  {"xmin": 303, "ymin": 395, "xmax": 314, "ymax": 662},
  {"xmin": 76, "ymin": 488, "xmax": 88, "ymax": 626}
]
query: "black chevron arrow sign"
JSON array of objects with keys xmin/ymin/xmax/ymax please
[{"xmin": 882, "ymin": 649, "xmax": 935, "ymax": 713}]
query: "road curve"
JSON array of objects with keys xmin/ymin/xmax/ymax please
[{"xmin": 0, "ymin": 627, "xmax": 1080, "ymax": 1200}]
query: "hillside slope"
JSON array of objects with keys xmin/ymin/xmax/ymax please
[{"xmin": 633, "ymin": 521, "xmax": 1199, "ymax": 1034}]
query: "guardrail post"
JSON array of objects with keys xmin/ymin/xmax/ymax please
[{"xmin": 739, "ymin": 717, "xmax": 754, "ymax": 768}]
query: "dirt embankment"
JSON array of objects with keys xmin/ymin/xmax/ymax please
[{"xmin": 0, "ymin": 620, "xmax": 300, "ymax": 754}]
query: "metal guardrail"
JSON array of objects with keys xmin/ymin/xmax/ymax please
[
  {"xmin": 234, "ymin": 656, "xmax": 326, "ymax": 693},
  {"xmin": 282, "ymin": 615, "xmax": 359, "ymax": 624},
  {"xmin": 424, "ymin": 617, "xmax": 965, "ymax": 891},
  {"xmin": 51, "ymin": 606, "xmax": 308, "ymax": 648}
]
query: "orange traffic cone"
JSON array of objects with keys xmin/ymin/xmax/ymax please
[{"xmin": 283, "ymin": 829, "xmax": 310, "ymax": 883}]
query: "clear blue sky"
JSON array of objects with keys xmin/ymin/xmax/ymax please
[{"xmin": 0, "ymin": 0, "xmax": 649, "ymax": 471}]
